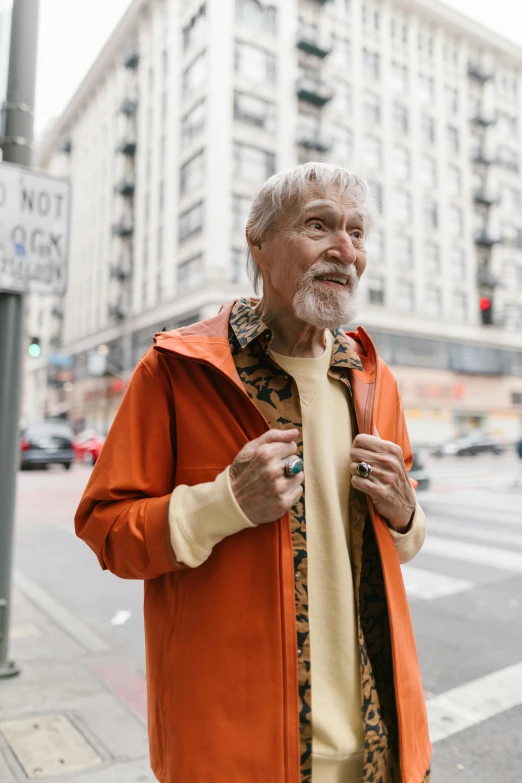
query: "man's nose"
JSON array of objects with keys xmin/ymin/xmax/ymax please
[{"xmin": 326, "ymin": 233, "xmax": 357, "ymax": 265}]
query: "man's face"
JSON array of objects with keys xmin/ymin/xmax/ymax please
[{"xmin": 253, "ymin": 188, "xmax": 368, "ymax": 329}]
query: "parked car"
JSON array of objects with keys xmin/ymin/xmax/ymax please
[
  {"xmin": 73, "ymin": 429, "xmax": 105, "ymax": 466},
  {"xmin": 20, "ymin": 421, "xmax": 75, "ymax": 470},
  {"xmin": 410, "ymin": 451, "xmax": 430, "ymax": 491},
  {"xmin": 432, "ymin": 430, "xmax": 505, "ymax": 457}
]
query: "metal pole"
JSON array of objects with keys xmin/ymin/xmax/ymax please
[{"xmin": 0, "ymin": 0, "xmax": 40, "ymax": 679}]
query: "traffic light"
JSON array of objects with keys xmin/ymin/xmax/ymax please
[
  {"xmin": 28, "ymin": 336, "xmax": 41, "ymax": 358},
  {"xmin": 479, "ymin": 296, "xmax": 493, "ymax": 325}
]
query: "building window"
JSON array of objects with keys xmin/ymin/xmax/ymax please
[
  {"xmin": 178, "ymin": 254, "xmax": 203, "ymax": 292},
  {"xmin": 501, "ymin": 186, "xmax": 521, "ymax": 212},
  {"xmin": 363, "ymin": 136, "xmax": 381, "ymax": 169},
  {"xmin": 363, "ymin": 49, "xmax": 380, "ymax": 80},
  {"xmin": 425, "ymin": 241, "xmax": 440, "ymax": 274},
  {"xmin": 425, "ymin": 287, "xmax": 442, "ymax": 318},
  {"xmin": 369, "ymin": 181, "xmax": 383, "ymax": 212},
  {"xmin": 156, "ymin": 227, "xmax": 164, "ymax": 301},
  {"xmin": 396, "ymin": 236, "xmax": 413, "ymax": 268},
  {"xmin": 179, "ymin": 201, "xmax": 203, "ymax": 243},
  {"xmin": 180, "ymin": 150, "xmax": 205, "ymax": 196},
  {"xmin": 331, "ymin": 36, "xmax": 351, "ymax": 69},
  {"xmin": 393, "ymin": 103, "xmax": 409, "ymax": 135},
  {"xmin": 392, "ymin": 61, "xmax": 408, "ymax": 92},
  {"xmin": 364, "ymin": 92, "xmax": 381, "ymax": 125},
  {"xmin": 448, "ymin": 165, "xmax": 461, "ymax": 195},
  {"xmin": 423, "ymin": 199, "xmax": 438, "ymax": 230},
  {"xmin": 236, "ymin": 0, "xmax": 276, "ymax": 33},
  {"xmin": 183, "ymin": 51, "xmax": 207, "ymax": 97},
  {"xmin": 332, "ymin": 82, "xmax": 352, "ymax": 115},
  {"xmin": 393, "ymin": 190, "xmax": 411, "ymax": 223},
  {"xmin": 365, "ymin": 229, "xmax": 384, "ymax": 264},
  {"xmin": 331, "ymin": 124, "xmax": 353, "ymax": 161},
  {"xmin": 447, "ymin": 126, "xmax": 459, "ymax": 154},
  {"xmin": 234, "ymin": 142, "xmax": 276, "ymax": 182},
  {"xmin": 234, "ymin": 92, "xmax": 276, "ymax": 133},
  {"xmin": 420, "ymin": 157, "xmax": 437, "ymax": 188},
  {"xmin": 445, "ymin": 85, "xmax": 459, "ymax": 113},
  {"xmin": 397, "ymin": 281, "xmax": 415, "ymax": 311},
  {"xmin": 512, "ymin": 391, "xmax": 522, "ymax": 405},
  {"xmin": 159, "ymin": 180, "xmax": 165, "ymax": 212},
  {"xmin": 452, "ymin": 247, "xmax": 466, "ymax": 279},
  {"xmin": 497, "ymin": 145, "xmax": 519, "ymax": 172},
  {"xmin": 392, "ymin": 147, "xmax": 410, "ymax": 179},
  {"xmin": 453, "ymin": 291, "xmax": 467, "ymax": 321},
  {"xmin": 162, "ymin": 50, "xmax": 168, "ymax": 78},
  {"xmin": 181, "ymin": 100, "xmax": 206, "ymax": 147},
  {"xmin": 421, "ymin": 114, "xmax": 435, "ymax": 145},
  {"xmin": 233, "ymin": 194, "xmax": 251, "ymax": 233},
  {"xmin": 235, "ymin": 41, "xmax": 276, "ymax": 83},
  {"xmin": 183, "ymin": 5, "xmax": 207, "ymax": 51},
  {"xmin": 449, "ymin": 206, "xmax": 463, "ymax": 235},
  {"xmin": 367, "ymin": 276, "xmax": 385, "ymax": 305},
  {"xmin": 232, "ymin": 247, "xmax": 251, "ymax": 285},
  {"xmin": 419, "ymin": 74, "xmax": 435, "ymax": 103}
]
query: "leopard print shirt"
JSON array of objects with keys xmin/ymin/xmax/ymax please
[{"xmin": 228, "ymin": 299, "xmax": 431, "ymax": 783}]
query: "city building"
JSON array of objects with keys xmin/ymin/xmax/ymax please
[
  {"xmin": 0, "ymin": 0, "xmax": 12, "ymax": 159},
  {"xmin": 26, "ymin": 0, "xmax": 522, "ymax": 444}
]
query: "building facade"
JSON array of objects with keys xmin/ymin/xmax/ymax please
[
  {"xmin": 0, "ymin": 0, "xmax": 12, "ymax": 158},
  {"xmin": 27, "ymin": 0, "xmax": 522, "ymax": 443}
]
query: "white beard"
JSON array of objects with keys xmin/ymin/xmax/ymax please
[{"xmin": 292, "ymin": 263, "xmax": 359, "ymax": 330}]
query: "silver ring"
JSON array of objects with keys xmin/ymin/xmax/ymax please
[
  {"xmin": 284, "ymin": 456, "xmax": 304, "ymax": 478},
  {"xmin": 356, "ymin": 461, "xmax": 373, "ymax": 479}
]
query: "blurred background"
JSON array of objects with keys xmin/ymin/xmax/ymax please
[{"xmin": 1, "ymin": 0, "xmax": 522, "ymax": 781}]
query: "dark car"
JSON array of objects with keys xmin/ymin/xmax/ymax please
[
  {"xmin": 20, "ymin": 421, "xmax": 75, "ymax": 470},
  {"xmin": 432, "ymin": 430, "xmax": 505, "ymax": 457},
  {"xmin": 410, "ymin": 451, "xmax": 430, "ymax": 491}
]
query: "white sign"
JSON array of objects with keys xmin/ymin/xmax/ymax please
[{"xmin": 0, "ymin": 161, "xmax": 71, "ymax": 295}]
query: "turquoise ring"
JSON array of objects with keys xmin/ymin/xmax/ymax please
[{"xmin": 284, "ymin": 456, "xmax": 304, "ymax": 478}]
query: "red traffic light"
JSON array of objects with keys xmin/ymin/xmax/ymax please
[{"xmin": 479, "ymin": 297, "xmax": 491, "ymax": 311}]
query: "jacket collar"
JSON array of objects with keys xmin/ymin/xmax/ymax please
[{"xmin": 153, "ymin": 298, "xmax": 377, "ymax": 384}]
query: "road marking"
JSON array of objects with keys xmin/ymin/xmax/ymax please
[
  {"xmin": 14, "ymin": 570, "xmax": 110, "ymax": 654},
  {"xmin": 428, "ymin": 519, "xmax": 522, "ymax": 548},
  {"xmin": 401, "ymin": 565, "xmax": 474, "ymax": 600},
  {"xmin": 428, "ymin": 661, "xmax": 522, "ymax": 743},
  {"xmin": 422, "ymin": 536, "xmax": 522, "ymax": 573}
]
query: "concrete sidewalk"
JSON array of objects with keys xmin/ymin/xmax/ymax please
[{"xmin": 0, "ymin": 585, "xmax": 155, "ymax": 782}]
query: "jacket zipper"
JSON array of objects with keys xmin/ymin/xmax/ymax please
[{"xmin": 155, "ymin": 346, "xmax": 294, "ymax": 782}]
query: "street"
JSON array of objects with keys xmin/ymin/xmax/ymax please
[{"xmin": 2, "ymin": 452, "xmax": 522, "ymax": 781}]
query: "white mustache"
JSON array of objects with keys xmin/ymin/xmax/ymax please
[{"xmin": 304, "ymin": 263, "xmax": 359, "ymax": 286}]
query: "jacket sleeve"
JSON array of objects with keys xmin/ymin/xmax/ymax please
[{"xmin": 75, "ymin": 350, "xmax": 184, "ymax": 580}]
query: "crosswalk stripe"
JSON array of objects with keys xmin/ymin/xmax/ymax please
[
  {"xmin": 423, "ymin": 535, "xmax": 522, "ymax": 573},
  {"xmin": 428, "ymin": 661, "xmax": 522, "ymax": 743},
  {"xmin": 428, "ymin": 519, "xmax": 522, "ymax": 548},
  {"xmin": 401, "ymin": 565, "xmax": 474, "ymax": 600}
]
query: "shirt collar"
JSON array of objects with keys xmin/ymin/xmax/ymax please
[{"xmin": 229, "ymin": 297, "xmax": 363, "ymax": 372}]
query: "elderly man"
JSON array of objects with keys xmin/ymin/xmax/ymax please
[{"xmin": 76, "ymin": 162, "xmax": 431, "ymax": 783}]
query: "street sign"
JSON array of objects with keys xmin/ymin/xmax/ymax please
[{"xmin": 0, "ymin": 161, "xmax": 70, "ymax": 295}]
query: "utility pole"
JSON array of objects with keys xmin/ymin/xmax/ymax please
[{"xmin": 0, "ymin": 0, "xmax": 40, "ymax": 679}]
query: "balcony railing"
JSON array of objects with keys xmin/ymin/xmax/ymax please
[
  {"xmin": 296, "ymin": 77, "xmax": 334, "ymax": 107},
  {"xmin": 115, "ymin": 175, "xmax": 135, "ymax": 197},
  {"xmin": 124, "ymin": 49, "xmax": 139, "ymax": 70},
  {"xmin": 470, "ymin": 111, "xmax": 496, "ymax": 127},
  {"xmin": 474, "ymin": 230, "xmax": 501, "ymax": 247},
  {"xmin": 120, "ymin": 97, "xmax": 138, "ymax": 117},
  {"xmin": 468, "ymin": 61, "xmax": 493, "ymax": 83},
  {"xmin": 472, "ymin": 150, "xmax": 494, "ymax": 166},
  {"xmin": 296, "ymin": 30, "xmax": 331, "ymax": 58},
  {"xmin": 116, "ymin": 137, "xmax": 137, "ymax": 157},
  {"xmin": 473, "ymin": 189, "xmax": 497, "ymax": 207},
  {"xmin": 112, "ymin": 217, "xmax": 134, "ymax": 238},
  {"xmin": 110, "ymin": 262, "xmax": 131, "ymax": 281},
  {"xmin": 108, "ymin": 304, "xmax": 126, "ymax": 320},
  {"xmin": 297, "ymin": 133, "xmax": 331, "ymax": 154}
]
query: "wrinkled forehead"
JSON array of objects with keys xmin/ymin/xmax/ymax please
[{"xmin": 288, "ymin": 185, "xmax": 364, "ymax": 223}]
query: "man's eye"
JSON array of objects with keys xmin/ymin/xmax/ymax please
[
  {"xmin": 352, "ymin": 230, "xmax": 363, "ymax": 240},
  {"xmin": 311, "ymin": 222, "xmax": 323, "ymax": 230}
]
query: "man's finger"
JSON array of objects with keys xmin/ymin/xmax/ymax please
[
  {"xmin": 352, "ymin": 433, "xmax": 388, "ymax": 452},
  {"xmin": 256, "ymin": 428, "xmax": 299, "ymax": 445}
]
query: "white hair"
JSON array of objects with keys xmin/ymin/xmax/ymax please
[{"xmin": 245, "ymin": 161, "xmax": 377, "ymax": 294}]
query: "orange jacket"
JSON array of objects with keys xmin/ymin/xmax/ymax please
[{"xmin": 75, "ymin": 302, "xmax": 431, "ymax": 783}]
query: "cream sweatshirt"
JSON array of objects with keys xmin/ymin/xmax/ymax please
[{"xmin": 169, "ymin": 331, "xmax": 426, "ymax": 783}]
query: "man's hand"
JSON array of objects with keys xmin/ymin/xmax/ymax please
[
  {"xmin": 350, "ymin": 430, "xmax": 416, "ymax": 532},
  {"xmin": 229, "ymin": 429, "xmax": 304, "ymax": 526}
]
